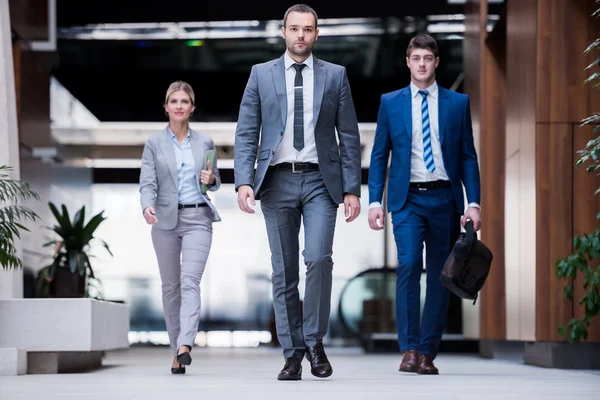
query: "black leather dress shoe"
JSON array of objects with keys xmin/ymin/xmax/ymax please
[
  {"xmin": 305, "ymin": 342, "xmax": 333, "ymax": 378},
  {"xmin": 277, "ymin": 356, "xmax": 303, "ymax": 381},
  {"xmin": 171, "ymin": 364, "xmax": 185, "ymax": 374},
  {"xmin": 177, "ymin": 351, "xmax": 192, "ymax": 366},
  {"xmin": 177, "ymin": 345, "xmax": 192, "ymax": 366}
]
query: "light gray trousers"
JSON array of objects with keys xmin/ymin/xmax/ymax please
[
  {"xmin": 259, "ymin": 169, "xmax": 339, "ymax": 359},
  {"xmin": 151, "ymin": 206, "xmax": 213, "ymax": 355}
]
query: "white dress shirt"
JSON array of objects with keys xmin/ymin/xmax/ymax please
[
  {"xmin": 271, "ymin": 52, "xmax": 318, "ymax": 165},
  {"xmin": 408, "ymin": 81, "xmax": 449, "ymax": 182},
  {"xmin": 369, "ymin": 81, "xmax": 479, "ymax": 210}
]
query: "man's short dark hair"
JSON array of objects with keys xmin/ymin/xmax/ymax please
[
  {"xmin": 406, "ymin": 34, "xmax": 439, "ymax": 58},
  {"xmin": 283, "ymin": 4, "xmax": 318, "ymax": 29}
]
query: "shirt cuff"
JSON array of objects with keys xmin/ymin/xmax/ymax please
[
  {"xmin": 369, "ymin": 202, "xmax": 382, "ymax": 209},
  {"xmin": 467, "ymin": 202, "xmax": 480, "ymax": 209}
]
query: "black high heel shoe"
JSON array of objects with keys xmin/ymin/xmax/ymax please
[
  {"xmin": 171, "ymin": 363, "xmax": 185, "ymax": 374},
  {"xmin": 176, "ymin": 347, "xmax": 192, "ymax": 366}
]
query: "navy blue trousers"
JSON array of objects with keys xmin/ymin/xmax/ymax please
[{"xmin": 391, "ymin": 186, "xmax": 459, "ymax": 360}]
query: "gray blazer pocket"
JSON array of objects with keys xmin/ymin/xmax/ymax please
[
  {"xmin": 258, "ymin": 149, "xmax": 271, "ymax": 161},
  {"xmin": 156, "ymin": 197, "xmax": 170, "ymax": 206}
]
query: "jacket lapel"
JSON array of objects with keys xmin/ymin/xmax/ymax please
[
  {"xmin": 159, "ymin": 127, "xmax": 178, "ymax": 187},
  {"xmin": 313, "ymin": 57, "xmax": 326, "ymax": 124},
  {"xmin": 438, "ymin": 87, "xmax": 449, "ymax": 144},
  {"xmin": 402, "ymin": 87, "xmax": 412, "ymax": 140},
  {"xmin": 271, "ymin": 55, "xmax": 287, "ymax": 129}
]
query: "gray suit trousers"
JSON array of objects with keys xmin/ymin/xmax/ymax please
[
  {"xmin": 260, "ymin": 168, "xmax": 339, "ymax": 359},
  {"xmin": 151, "ymin": 207, "xmax": 213, "ymax": 355}
]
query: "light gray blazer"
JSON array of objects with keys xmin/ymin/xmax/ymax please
[
  {"xmin": 139, "ymin": 127, "xmax": 222, "ymax": 230},
  {"xmin": 233, "ymin": 55, "xmax": 362, "ymax": 204}
]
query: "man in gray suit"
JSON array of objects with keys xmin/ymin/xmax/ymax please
[{"xmin": 234, "ymin": 4, "xmax": 362, "ymax": 381}]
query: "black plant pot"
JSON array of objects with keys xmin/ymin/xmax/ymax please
[{"xmin": 50, "ymin": 268, "xmax": 86, "ymax": 298}]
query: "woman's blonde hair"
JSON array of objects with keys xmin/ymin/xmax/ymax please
[{"xmin": 164, "ymin": 81, "xmax": 195, "ymax": 105}]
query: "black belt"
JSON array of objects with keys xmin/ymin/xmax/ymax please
[
  {"xmin": 178, "ymin": 203, "xmax": 208, "ymax": 209},
  {"xmin": 409, "ymin": 180, "xmax": 452, "ymax": 190},
  {"xmin": 270, "ymin": 162, "xmax": 320, "ymax": 173}
]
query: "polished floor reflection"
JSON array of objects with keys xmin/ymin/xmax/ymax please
[{"xmin": 2, "ymin": 347, "xmax": 599, "ymax": 400}]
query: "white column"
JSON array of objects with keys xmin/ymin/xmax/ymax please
[{"xmin": 0, "ymin": 0, "xmax": 24, "ymax": 299}]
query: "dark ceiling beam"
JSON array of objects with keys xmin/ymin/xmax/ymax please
[{"xmin": 57, "ymin": 0, "xmax": 468, "ymax": 26}]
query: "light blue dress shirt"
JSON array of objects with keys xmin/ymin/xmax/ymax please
[{"xmin": 170, "ymin": 128, "xmax": 204, "ymax": 205}]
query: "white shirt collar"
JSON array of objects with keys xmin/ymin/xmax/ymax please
[
  {"xmin": 284, "ymin": 52, "xmax": 314, "ymax": 71},
  {"xmin": 410, "ymin": 81, "xmax": 438, "ymax": 98}
]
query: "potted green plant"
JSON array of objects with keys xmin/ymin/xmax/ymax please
[
  {"xmin": 43, "ymin": 202, "xmax": 112, "ymax": 298},
  {"xmin": 0, "ymin": 165, "xmax": 40, "ymax": 270},
  {"xmin": 555, "ymin": 3, "xmax": 600, "ymax": 344}
]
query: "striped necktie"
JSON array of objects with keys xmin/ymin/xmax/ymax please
[{"xmin": 419, "ymin": 89, "xmax": 435, "ymax": 173}]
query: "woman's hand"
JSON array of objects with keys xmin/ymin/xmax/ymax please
[
  {"xmin": 200, "ymin": 159, "xmax": 215, "ymax": 185},
  {"xmin": 143, "ymin": 207, "xmax": 158, "ymax": 224}
]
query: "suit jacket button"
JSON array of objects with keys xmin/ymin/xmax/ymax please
[
  {"xmin": 272, "ymin": 151, "xmax": 275, "ymax": 155},
  {"xmin": 280, "ymin": 131, "xmax": 284, "ymax": 136}
]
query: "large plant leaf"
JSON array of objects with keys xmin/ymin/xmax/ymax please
[
  {"xmin": 586, "ymin": 56, "xmax": 600, "ymax": 71},
  {"xmin": 72, "ymin": 206, "xmax": 86, "ymax": 235},
  {"xmin": 49, "ymin": 202, "xmax": 71, "ymax": 235},
  {"xmin": 81, "ymin": 211, "xmax": 107, "ymax": 244},
  {"xmin": 0, "ymin": 229, "xmax": 21, "ymax": 270},
  {"xmin": 0, "ymin": 205, "xmax": 38, "ymax": 226},
  {"xmin": 0, "ymin": 173, "xmax": 40, "ymax": 269},
  {"xmin": 67, "ymin": 251, "xmax": 88, "ymax": 275},
  {"xmin": 0, "ymin": 166, "xmax": 40, "ymax": 204},
  {"xmin": 584, "ymin": 71, "xmax": 600, "ymax": 85},
  {"xmin": 61, "ymin": 204, "xmax": 71, "ymax": 231},
  {"xmin": 585, "ymin": 38, "xmax": 600, "ymax": 54},
  {"xmin": 68, "ymin": 251, "xmax": 78, "ymax": 274}
]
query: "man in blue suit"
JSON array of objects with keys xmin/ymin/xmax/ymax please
[{"xmin": 367, "ymin": 34, "xmax": 481, "ymax": 375}]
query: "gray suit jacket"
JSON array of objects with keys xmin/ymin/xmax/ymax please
[
  {"xmin": 233, "ymin": 55, "xmax": 361, "ymax": 204},
  {"xmin": 139, "ymin": 127, "xmax": 222, "ymax": 229}
]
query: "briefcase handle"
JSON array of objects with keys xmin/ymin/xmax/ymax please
[{"xmin": 455, "ymin": 220, "xmax": 476, "ymax": 262}]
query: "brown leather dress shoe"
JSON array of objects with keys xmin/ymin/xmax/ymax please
[
  {"xmin": 399, "ymin": 350, "xmax": 419, "ymax": 373},
  {"xmin": 417, "ymin": 354, "xmax": 439, "ymax": 375}
]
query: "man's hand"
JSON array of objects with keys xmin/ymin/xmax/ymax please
[
  {"xmin": 200, "ymin": 159, "xmax": 215, "ymax": 186},
  {"xmin": 368, "ymin": 207, "xmax": 384, "ymax": 230},
  {"xmin": 237, "ymin": 185, "xmax": 256, "ymax": 214},
  {"xmin": 143, "ymin": 207, "xmax": 158, "ymax": 225},
  {"xmin": 344, "ymin": 194, "xmax": 360, "ymax": 222},
  {"xmin": 461, "ymin": 207, "xmax": 481, "ymax": 231}
]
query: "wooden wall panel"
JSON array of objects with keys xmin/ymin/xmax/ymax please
[
  {"xmin": 8, "ymin": 0, "xmax": 48, "ymax": 41},
  {"xmin": 463, "ymin": 0, "xmax": 483, "ymax": 144},
  {"xmin": 479, "ymin": 9, "xmax": 507, "ymax": 340},
  {"xmin": 463, "ymin": 0, "xmax": 485, "ymax": 340},
  {"xmin": 537, "ymin": 0, "xmax": 591, "ymax": 124},
  {"xmin": 535, "ymin": 0, "xmax": 600, "ymax": 341},
  {"xmin": 535, "ymin": 123, "xmax": 573, "ymax": 341}
]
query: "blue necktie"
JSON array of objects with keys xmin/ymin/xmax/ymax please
[{"xmin": 419, "ymin": 89, "xmax": 435, "ymax": 173}]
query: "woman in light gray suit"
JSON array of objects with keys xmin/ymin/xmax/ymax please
[{"xmin": 139, "ymin": 81, "xmax": 222, "ymax": 374}]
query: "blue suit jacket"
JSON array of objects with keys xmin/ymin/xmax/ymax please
[{"xmin": 368, "ymin": 85, "xmax": 481, "ymax": 215}]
